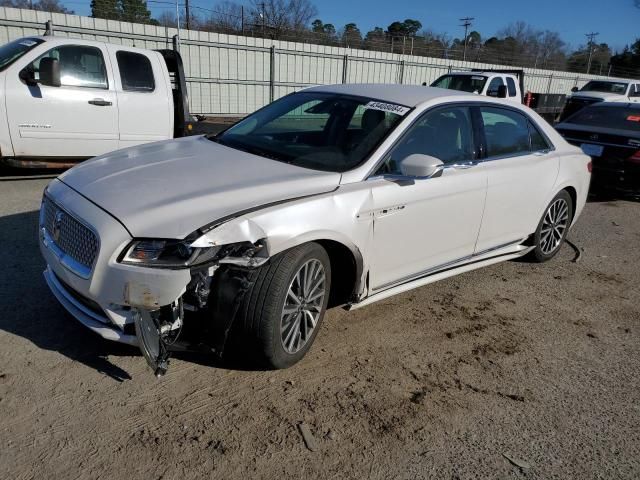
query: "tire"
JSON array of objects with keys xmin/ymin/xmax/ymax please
[
  {"xmin": 237, "ymin": 242, "xmax": 331, "ymax": 369},
  {"xmin": 528, "ymin": 190, "xmax": 573, "ymax": 263}
]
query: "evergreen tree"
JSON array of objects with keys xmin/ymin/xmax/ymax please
[
  {"xmin": 90, "ymin": 0, "xmax": 119, "ymax": 20},
  {"xmin": 119, "ymin": 0, "xmax": 151, "ymax": 23}
]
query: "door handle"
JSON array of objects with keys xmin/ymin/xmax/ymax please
[{"xmin": 88, "ymin": 98, "xmax": 112, "ymax": 106}]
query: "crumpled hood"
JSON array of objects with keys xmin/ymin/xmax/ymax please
[{"xmin": 59, "ymin": 136, "xmax": 341, "ymax": 239}]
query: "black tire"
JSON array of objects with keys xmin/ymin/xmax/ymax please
[
  {"xmin": 237, "ymin": 242, "xmax": 331, "ymax": 369},
  {"xmin": 528, "ymin": 190, "xmax": 573, "ymax": 263}
]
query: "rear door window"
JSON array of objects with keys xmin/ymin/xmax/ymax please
[
  {"xmin": 506, "ymin": 77, "xmax": 517, "ymax": 97},
  {"xmin": 479, "ymin": 107, "xmax": 531, "ymax": 157},
  {"xmin": 116, "ymin": 51, "xmax": 155, "ymax": 92}
]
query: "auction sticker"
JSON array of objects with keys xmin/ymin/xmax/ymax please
[{"xmin": 365, "ymin": 101, "xmax": 410, "ymax": 116}]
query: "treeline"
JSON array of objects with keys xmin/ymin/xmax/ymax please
[{"xmin": 1, "ymin": 0, "xmax": 638, "ymax": 78}]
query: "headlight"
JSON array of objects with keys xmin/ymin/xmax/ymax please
[{"xmin": 120, "ymin": 239, "xmax": 221, "ymax": 268}]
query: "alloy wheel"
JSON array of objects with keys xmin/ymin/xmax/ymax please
[
  {"xmin": 540, "ymin": 198, "xmax": 569, "ymax": 255},
  {"xmin": 280, "ymin": 259, "xmax": 326, "ymax": 354}
]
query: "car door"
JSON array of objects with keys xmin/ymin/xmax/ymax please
[
  {"xmin": 472, "ymin": 105, "xmax": 560, "ymax": 253},
  {"xmin": 106, "ymin": 45, "xmax": 173, "ymax": 148},
  {"xmin": 4, "ymin": 42, "xmax": 118, "ymax": 158},
  {"xmin": 367, "ymin": 105, "xmax": 488, "ymax": 291}
]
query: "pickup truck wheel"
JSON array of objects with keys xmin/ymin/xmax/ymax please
[
  {"xmin": 529, "ymin": 190, "xmax": 573, "ymax": 263},
  {"xmin": 238, "ymin": 242, "xmax": 331, "ymax": 369}
]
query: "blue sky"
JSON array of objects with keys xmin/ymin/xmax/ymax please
[{"xmin": 69, "ymin": 0, "xmax": 640, "ymax": 52}]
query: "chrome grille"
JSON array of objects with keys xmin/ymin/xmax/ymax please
[{"xmin": 41, "ymin": 196, "xmax": 99, "ymax": 271}]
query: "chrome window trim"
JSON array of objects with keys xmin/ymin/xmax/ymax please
[{"xmin": 39, "ymin": 194, "xmax": 101, "ymax": 279}]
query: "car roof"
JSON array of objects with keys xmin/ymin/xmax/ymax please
[
  {"xmin": 585, "ymin": 102, "xmax": 640, "ymax": 109},
  {"xmin": 305, "ymin": 84, "xmax": 470, "ymax": 108}
]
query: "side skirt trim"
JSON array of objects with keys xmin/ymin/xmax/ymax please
[{"xmin": 347, "ymin": 244, "xmax": 533, "ymax": 311}]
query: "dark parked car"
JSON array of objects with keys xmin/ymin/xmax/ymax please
[{"xmin": 556, "ymin": 103, "xmax": 640, "ymax": 194}]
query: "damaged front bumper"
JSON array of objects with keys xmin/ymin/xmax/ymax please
[{"xmin": 40, "ymin": 179, "xmax": 267, "ymax": 377}]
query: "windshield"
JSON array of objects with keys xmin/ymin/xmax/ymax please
[
  {"xmin": 0, "ymin": 37, "xmax": 44, "ymax": 71},
  {"xmin": 566, "ymin": 106, "xmax": 640, "ymax": 132},
  {"xmin": 431, "ymin": 74, "xmax": 487, "ymax": 93},
  {"xmin": 580, "ymin": 81, "xmax": 628, "ymax": 94},
  {"xmin": 212, "ymin": 92, "xmax": 408, "ymax": 172}
]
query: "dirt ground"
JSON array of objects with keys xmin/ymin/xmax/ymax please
[{"xmin": 0, "ymin": 171, "xmax": 639, "ymax": 480}]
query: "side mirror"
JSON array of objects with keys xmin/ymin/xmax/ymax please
[
  {"xmin": 571, "ymin": 86, "xmax": 579, "ymax": 93},
  {"xmin": 399, "ymin": 154, "xmax": 444, "ymax": 179},
  {"xmin": 497, "ymin": 85, "xmax": 508, "ymax": 98},
  {"xmin": 38, "ymin": 58, "xmax": 61, "ymax": 87},
  {"xmin": 18, "ymin": 67, "xmax": 37, "ymax": 86}
]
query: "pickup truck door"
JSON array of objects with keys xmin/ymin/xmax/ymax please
[
  {"xmin": 472, "ymin": 105, "xmax": 560, "ymax": 253},
  {"xmin": 5, "ymin": 42, "xmax": 118, "ymax": 158},
  {"xmin": 105, "ymin": 45, "xmax": 173, "ymax": 148},
  {"xmin": 367, "ymin": 105, "xmax": 487, "ymax": 291}
]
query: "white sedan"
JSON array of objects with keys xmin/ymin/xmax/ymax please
[{"xmin": 39, "ymin": 84, "xmax": 592, "ymax": 376}]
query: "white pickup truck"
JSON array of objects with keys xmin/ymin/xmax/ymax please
[
  {"xmin": 0, "ymin": 36, "xmax": 192, "ymax": 168},
  {"xmin": 560, "ymin": 79, "xmax": 640, "ymax": 121},
  {"xmin": 431, "ymin": 70, "xmax": 524, "ymax": 102},
  {"xmin": 430, "ymin": 70, "xmax": 567, "ymax": 122}
]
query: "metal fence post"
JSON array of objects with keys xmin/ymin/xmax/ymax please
[
  {"xmin": 342, "ymin": 55, "xmax": 348, "ymax": 84},
  {"xmin": 172, "ymin": 34, "xmax": 179, "ymax": 53},
  {"xmin": 546, "ymin": 73, "xmax": 553, "ymax": 94},
  {"xmin": 269, "ymin": 45, "xmax": 276, "ymax": 103},
  {"xmin": 44, "ymin": 20, "xmax": 53, "ymax": 36},
  {"xmin": 398, "ymin": 60, "xmax": 405, "ymax": 84}
]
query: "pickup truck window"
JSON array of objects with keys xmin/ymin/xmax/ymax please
[
  {"xmin": 431, "ymin": 74, "xmax": 487, "ymax": 93},
  {"xmin": 31, "ymin": 45, "xmax": 107, "ymax": 89},
  {"xmin": 486, "ymin": 77, "xmax": 505, "ymax": 96},
  {"xmin": 213, "ymin": 92, "xmax": 406, "ymax": 172},
  {"xmin": 116, "ymin": 51, "xmax": 155, "ymax": 92},
  {"xmin": 506, "ymin": 77, "xmax": 517, "ymax": 97},
  {"xmin": 580, "ymin": 81, "xmax": 628, "ymax": 94},
  {"xmin": 0, "ymin": 37, "xmax": 43, "ymax": 71}
]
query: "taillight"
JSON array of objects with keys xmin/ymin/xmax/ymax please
[
  {"xmin": 587, "ymin": 160, "xmax": 592, "ymax": 173},
  {"xmin": 627, "ymin": 150, "xmax": 640, "ymax": 164}
]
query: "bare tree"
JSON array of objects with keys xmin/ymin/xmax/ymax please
[
  {"xmin": 0, "ymin": 0, "xmax": 72, "ymax": 13},
  {"xmin": 203, "ymin": 0, "xmax": 243, "ymax": 32},
  {"xmin": 250, "ymin": 0, "xmax": 317, "ymax": 37}
]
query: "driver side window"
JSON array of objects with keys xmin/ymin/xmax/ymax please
[
  {"xmin": 29, "ymin": 45, "xmax": 108, "ymax": 89},
  {"xmin": 377, "ymin": 106, "xmax": 475, "ymax": 175}
]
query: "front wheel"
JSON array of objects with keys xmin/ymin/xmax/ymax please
[
  {"xmin": 237, "ymin": 242, "xmax": 331, "ymax": 369},
  {"xmin": 529, "ymin": 190, "xmax": 573, "ymax": 263}
]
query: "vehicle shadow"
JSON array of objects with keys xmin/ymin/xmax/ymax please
[{"xmin": 0, "ymin": 209, "xmax": 136, "ymax": 382}]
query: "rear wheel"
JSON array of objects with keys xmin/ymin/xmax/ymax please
[
  {"xmin": 237, "ymin": 242, "xmax": 331, "ymax": 369},
  {"xmin": 529, "ymin": 190, "xmax": 573, "ymax": 263}
]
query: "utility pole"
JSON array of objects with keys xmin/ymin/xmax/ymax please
[
  {"xmin": 585, "ymin": 32, "xmax": 599, "ymax": 74},
  {"xmin": 459, "ymin": 17, "xmax": 474, "ymax": 62},
  {"xmin": 259, "ymin": 2, "xmax": 266, "ymax": 37},
  {"xmin": 185, "ymin": 0, "xmax": 190, "ymax": 30}
]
